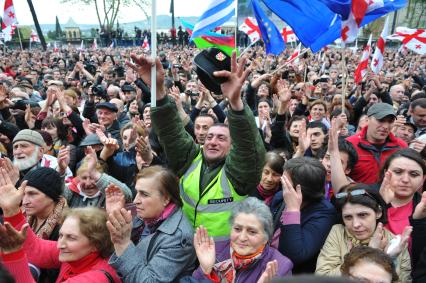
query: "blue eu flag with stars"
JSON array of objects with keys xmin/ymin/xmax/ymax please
[{"xmin": 251, "ymin": 0, "xmax": 285, "ymax": 55}]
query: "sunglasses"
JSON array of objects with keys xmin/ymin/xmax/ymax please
[{"xmin": 335, "ymin": 189, "xmax": 376, "ymax": 202}]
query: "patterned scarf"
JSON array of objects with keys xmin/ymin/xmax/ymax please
[
  {"xmin": 210, "ymin": 244, "xmax": 266, "ymax": 283},
  {"xmin": 27, "ymin": 196, "xmax": 67, "ymax": 239}
]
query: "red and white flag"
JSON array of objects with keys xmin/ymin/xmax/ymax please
[
  {"xmin": 30, "ymin": 29, "xmax": 40, "ymax": 42},
  {"xmin": 92, "ymin": 38, "xmax": 97, "ymax": 50},
  {"xmin": 354, "ymin": 34, "xmax": 372, "ymax": 84},
  {"xmin": 370, "ymin": 17, "xmax": 389, "ymax": 74},
  {"xmin": 53, "ymin": 41, "xmax": 59, "ymax": 52},
  {"xmin": 287, "ymin": 43, "xmax": 301, "ymax": 65},
  {"xmin": 239, "ymin": 17, "xmax": 260, "ymax": 43},
  {"xmin": 1, "ymin": 24, "xmax": 16, "ymax": 42},
  {"xmin": 142, "ymin": 36, "xmax": 150, "ymax": 51},
  {"xmin": 2, "ymin": 0, "xmax": 17, "ymax": 30},
  {"xmin": 342, "ymin": 0, "xmax": 384, "ymax": 43},
  {"xmin": 388, "ymin": 27, "xmax": 426, "ymax": 55},
  {"xmin": 281, "ymin": 26, "xmax": 297, "ymax": 43}
]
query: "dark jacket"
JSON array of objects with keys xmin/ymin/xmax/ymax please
[
  {"xmin": 346, "ymin": 126, "xmax": 407, "ymax": 184},
  {"xmin": 192, "ymin": 241, "xmax": 293, "ymax": 282},
  {"xmin": 271, "ymin": 193, "xmax": 337, "ymax": 274},
  {"xmin": 410, "ymin": 216, "xmax": 426, "ymax": 283}
]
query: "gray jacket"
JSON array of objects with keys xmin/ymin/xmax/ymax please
[
  {"xmin": 109, "ymin": 208, "xmax": 196, "ymax": 283},
  {"xmin": 64, "ymin": 173, "xmax": 132, "ymax": 208}
]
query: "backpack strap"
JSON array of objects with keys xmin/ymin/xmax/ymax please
[{"xmin": 98, "ymin": 269, "xmax": 114, "ymax": 283}]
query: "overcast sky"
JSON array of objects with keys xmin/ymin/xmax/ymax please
[{"xmin": 9, "ymin": 0, "xmax": 205, "ymax": 25}]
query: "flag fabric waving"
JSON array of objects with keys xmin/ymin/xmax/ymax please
[
  {"xmin": 2, "ymin": 0, "xmax": 17, "ymax": 30},
  {"xmin": 354, "ymin": 34, "xmax": 372, "ymax": 84},
  {"xmin": 281, "ymin": 26, "xmax": 297, "ymax": 43},
  {"xmin": 92, "ymin": 38, "xmax": 97, "ymax": 50},
  {"xmin": 142, "ymin": 36, "xmax": 150, "ymax": 51},
  {"xmin": 251, "ymin": 0, "xmax": 285, "ymax": 55},
  {"xmin": 1, "ymin": 24, "xmax": 16, "ymax": 42},
  {"xmin": 79, "ymin": 40, "xmax": 84, "ymax": 50},
  {"xmin": 239, "ymin": 17, "xmax": 261, "ymax": 43},
  {"xmin": 388, "ymin": 27, "xmax": 426, "ymax": 55},
  {"xmin": 287, "ymin": 43, "xmax": 301, "ymax": 65},
  {"xmin": 370, "ymin": 17, "xmax": 389, "ymax": 74},
  {"xmin": 262, "ymin": 0, "xmax": 407, "ymax": 52},
  {"xmin": 181, "ymin": 19, "xmax": 235, "ymax": 56},
  {"xmin": 30, "ymin": 29, "xmax": 40, "ymax": 42},
  {"xmin": 191, "ymin": 0, "xmax": 235, "ymax": 39}
]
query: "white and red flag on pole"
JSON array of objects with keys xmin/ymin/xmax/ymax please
[
  {"xmin": 370, "ymin": 17, "xmax": 389, "ymax": 74},
  {"xmin": 92, "ymin": 38, "xmax": 97, "ymax": 50},
  {"xmin": 239, "ymin": 17, "xmax": 260, "ymax": 43},
  {"xmin": 388, "ymin": 27, "xmax": 426, "ymax": 55},
  {"xmin": 30, "ymin": 29, "xmax": 40, "ymax": 42},
  {"xmin": 281, "ymin": 26, "xmax": 297, "ymax": 43},
  {"xmin": 2, "ymin": 0, "xmax": 17, "ymax": 30},
  {"xmin": 354, "ymin": 34, "xmax": 372, "ymax": 84},
  {"xmin": 142, "ymin": 36, "xmax": 150, "ymax": 51},
  {"xmin": 287, "ymin": 42, "xmax": 301, "ymax": 65},
  {"xmin": 53, "ymin": 41, "xmax": 59, "ymax": 52}
]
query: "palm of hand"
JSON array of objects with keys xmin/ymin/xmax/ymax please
[
  {"xmin": 0, "ymin": 184, "xmax": 21, "ymax": 210},
  {"xmin": 220, "ymin": 73, "xmax": 243, "ymax": 102}
]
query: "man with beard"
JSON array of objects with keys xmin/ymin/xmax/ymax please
[{"xmin": 12, "ymin": 129, "xmax": 72, "ymax": 182}]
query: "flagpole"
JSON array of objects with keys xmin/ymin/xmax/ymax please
[
  {"xmin": 239, "ymin": 38, "xmax": 259, "ymax": 58},
  {"xmin": 17, "ymin": 25, "xmax": 23, "ymax": 50},
  {"xmin": 341, "ymin": 49, "xmax": 347, "ymax": 113},
  {"xmin": 271, "ymin": 47, "xmax": 309, "ymax": 75},
  {"xmin": 234, "ymin": 0, "xmax": 238, "ymax": 53},
  {"xmin": 150, "ymin": 0, "xmax": 157, "ymax": 108}
]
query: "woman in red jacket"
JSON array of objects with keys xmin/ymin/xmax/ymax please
[{"xmin": 0, "ymin": 169, "xmax": 121, "ymax": 283}]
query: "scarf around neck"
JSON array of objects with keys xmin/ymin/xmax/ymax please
[
  {"xmin": 60, "ymin": 251, "xmax": 103, "ymax": 281},
  {"xmin": 211, "ymin": 244, "xmax": 266, "ymax": 283},
  {"xmin": 257, "ymin": 184, "xmax": 279, "ymax": 205}
]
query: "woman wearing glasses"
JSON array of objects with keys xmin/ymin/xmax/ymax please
[{"xmin": 315, "ymin": 184, "xmax": 412, "ymax": 282}]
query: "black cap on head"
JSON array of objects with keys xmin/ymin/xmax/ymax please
[
  {"xmin": 193, "ymin": 48, "xmax": 231, "ymax": 94},
  {"xmin": 95, "ymin": 102, "xmax": 118, "ymax": 113},
  {"xmin": 121, "ymin": 83, "xmax": 135, "ymax": 92},
  {"xmin": 22, "ymin": 167, "xmax": 63, "ymax": 202}
]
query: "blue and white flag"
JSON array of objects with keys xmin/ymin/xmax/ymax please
[
  {"xmin": 191, "ymin": 0, "xmax": 236, "ymax": 39},
  {"xmin": 252, "ymin": 0, "xmax": 285, "ymax": 55}
]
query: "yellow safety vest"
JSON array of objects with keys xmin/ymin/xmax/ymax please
[{"xmin": 180, "ymin": 152, "xmax": 247, "ymax": 240}]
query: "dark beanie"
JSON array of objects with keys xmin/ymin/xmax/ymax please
[{"xmin": 22, "ymin": 167, "xmax": 63, "ymax": 202}]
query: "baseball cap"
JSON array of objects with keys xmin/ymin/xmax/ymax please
[
  {"xmin": 367, "ymin": 103, "xmax": 396, "ymax": 120},
  {"xmin": 193, "ymin": 47, "xmax": 231, "ymax": 94}
]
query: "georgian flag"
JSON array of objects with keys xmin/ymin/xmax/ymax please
[
  {"xmin": 142, "ymin": 36, "xmax": 150, "ymax": 51},
  {"xmin": 370, "ymin": 17, "xmax": 389, "ymax": 74},
  {"xmin": 53, "ymin": 41, "xmax": 59, "ymax": 52},
  {"xmin": 92, "ymin": 38, "xmax": 97, "ymax": 50},
  {"xmin": 239, "ymin": 17, "xmax": 260, "ymax": 43},
  {"xmin": 1, "ymin": 24, "xmax": 16, "ymax": 42},
  {"xmin": 286, "ymin": 42, "xmax": 301, "ymax": 65},
  {"xmin": 281, "ymin": 26, "xmax": 297, "ymax": 43},
  {"xmin": 2, "ymin": 0, "xmax": 17, "ymax": 30},
  {"xmin": 354, "ymin": 34, "xmax": 372, "ymax": 84},
  {"xmin": 388, "ymin": 27, "xmax": 426, "ymax": 55},
  {"xmin": 30, "ymin": 29, "xmax": 40, "ymax": 42}
]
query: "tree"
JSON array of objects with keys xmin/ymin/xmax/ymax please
[
  {"xmin": 61, "ymin": 0, "xmax": 150, "ymax": 32},
  {"xmin": 406, "ymin": 0, "xmax": 426, "ymax": 28}
]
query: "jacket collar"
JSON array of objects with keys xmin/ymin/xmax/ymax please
[
  {"xmin": 359, "ymin": 125, "xmax": 399, "ymax": 145},
  {"xmin": 156, "ymin": 208, "xmax": 182, "ymax": 235}
]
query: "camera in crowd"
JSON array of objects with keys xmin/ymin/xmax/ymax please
[{"xmin": 92, "ymin": 84, "xmax": 108, "ymax": 100}]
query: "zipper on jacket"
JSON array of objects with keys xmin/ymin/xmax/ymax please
[{"xmin": 193, "ymin": 178, "xmax": 219, "ymax": 227}]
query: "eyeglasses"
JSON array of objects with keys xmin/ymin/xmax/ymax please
[{"xmin": 335, "ymin": 189, "xmax": 375, "ymax": 201}]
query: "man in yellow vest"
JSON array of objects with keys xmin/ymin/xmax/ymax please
[{"xmin": 127, "ymin": 50, "xmax": 265, "ymax": 242}]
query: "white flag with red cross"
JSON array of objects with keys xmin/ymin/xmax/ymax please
[
  {"xmin": 388, "ymin": 27, "xmax": 426, "ymax": 55},
  {"xmin": 281, "ymin": 26, "xmax": 297, "ymax": 43},
  {"xmin": 286, "ymin": 42, "xmax": 301, "ymax": 65},
  {"xmin": 354, "ymin": 34, "xmax": 372, "ymax": 84},
  {"xmin": 239, "ymin": 17, "xmax": 260, "ymax": 43},
  {"xmin": 2, "ymin": 0, "xmax": 18, "ymax": 30},
  {"xmin": 30, "ymin": 29, "xmax": 40, "ymax": 42},
  {"xmin": 142, "ymin": 36, "xmax": 150, "ymax": 51},
  {"xmin": 370, "ymin": 17, "xmax": 389, "ymax": 74}
]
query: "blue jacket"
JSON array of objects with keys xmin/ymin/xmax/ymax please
[{"xmin": 270, "ymin": 193, "xmax": 337, "ymax": 274}]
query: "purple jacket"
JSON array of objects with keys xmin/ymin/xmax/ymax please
[{"xmin": 193, "ymin": 241, "xmax": 293, "ymax": 282}]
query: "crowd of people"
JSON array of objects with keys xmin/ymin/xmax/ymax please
[{"xmin": 0, "ymin": 39, "xmax": 424, "ymax": 283}]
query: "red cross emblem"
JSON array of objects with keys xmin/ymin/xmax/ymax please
[
  {"xmin": 395, "ymin": 29, "xmax": 426, "ymax": 45},
  {"xmin": 244, "ymin": 18, "xmax": 260, "ymax": 38},
  {"xmin": 373, "ymin": 58, "xmax": 379, "ymax": 67},
  {"xmin": 416, "ymin": 44, "xmax": 421, "ymax": 49},
  {"xmin": 8, "ymin": 11, "xmax": 14, "ymax": 19},
  {"xmin": 281, "ymin": 27, "xmax": 294, "ymax": 42}
]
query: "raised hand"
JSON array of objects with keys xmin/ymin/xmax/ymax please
[
  {"xmin": 369, "ymin": 223, "xmax": 388, "ymax": 251},
  {"xmin": 57, "ymin": 146, "xmax": 70, "ymax": 175},
  {"xmin": 194, "ymin": 225, "xmax": 216, "ymax": 275},
  {"xmin": 24, "ymin": 104, "xmax": 36, "ymax": 129},
  {"xmin": 126, "ymin": 53, "xmax": 166, "ymax": 100},
  {"xmin": 0, "ymin": 157, "xmax": 20, "ymax": 186},
  {"xmin": 0, "ymin": 168, "xmax": 26, "ymax": 216},
  {"xmin": 281, "ymin": 174, "xmax": 302, "ymax": 212},
  {"xmin": 213, "ymin": 52, "xmax": 251, "ymax": 111},
  {"xmin": 257, "ymin": 260, "xmax": 278, "ymax": 283},
  {"xmin": 135, "ymin": 136, "xmax": 153, "ymax": 165},
  {"xmin": 296, "ymin": 120, "xmax": 310, "ymax": 155},
  {"xmin": 386, "ymin": 226, "xmax": 412, "ymax": 258},
  {"xmin": 0, "ymin": 223, "xmax": 29, "ymax": 254},
  {"xmin": 97, "ymin": 130, "xmax": 119, "ymax": 160},
  {"xmin": 379, "ymin": 171, "xmax": 395, "ymax": 204},
  {"xmin": 413, "ymin": 191, "xmax": 426, "ymax": 219},
  {"xmin": 105, "ymin": 184, "xmax": 126, "ymax": 215},
  {"xmin": 106, "ymin": 208, "xmax": 133, "ymax": 257}
]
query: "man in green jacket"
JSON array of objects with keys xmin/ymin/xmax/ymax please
[{"xmin": 128, "ymin": 52, "xmax": 265, "ymax": 240}]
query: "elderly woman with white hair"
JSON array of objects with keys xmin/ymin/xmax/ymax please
[{"xmin": 192, "ymin": 197, "xmax": 293, "ymax": 282}]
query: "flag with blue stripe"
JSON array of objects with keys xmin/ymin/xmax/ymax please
[
  {"xmin": 252, "ymin": 0, "xmax": 285, "ymax": 55},
  {"xmin": 191, "ymin": 0, "xmax": 236, "ymax": 40}
]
